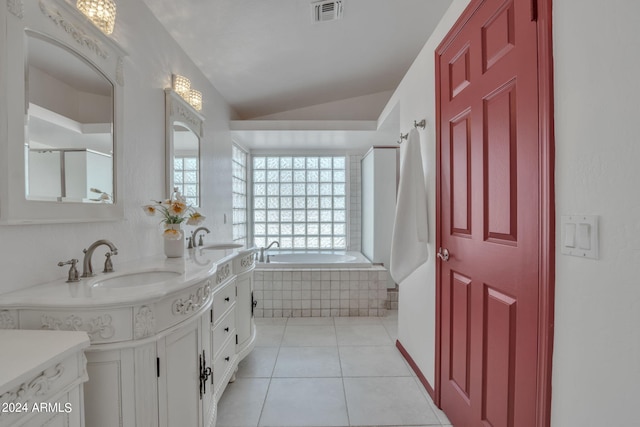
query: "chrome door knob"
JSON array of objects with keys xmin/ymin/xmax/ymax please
[{"xmin": 437, "ymin": 248, "xmax": 450, "ymax": 261}]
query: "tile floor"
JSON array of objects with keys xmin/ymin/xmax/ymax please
[{"xmin": 216, "ymin": 311, "xmax": 452, "ymax": 427}]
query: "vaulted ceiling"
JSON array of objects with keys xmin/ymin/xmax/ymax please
[{"xmin": 142, "ymin": 0, "xmax": 452, "ymax": 121}]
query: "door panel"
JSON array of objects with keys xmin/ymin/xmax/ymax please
[
  {"xmin": 450, "ymin": 271, "xmax": 472, "ymax": 399},
  {"xmin": 436, "ymin": 0, "xmax": 540, "ymax": 426},
  {"xmin": 482, "ymin": 286, "xmax": 517, "ymax": 427},
  {"xmin": 451, "ymin": 113, "xmax": 472, "ymax": 236}
]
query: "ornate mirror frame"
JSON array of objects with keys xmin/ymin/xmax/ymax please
[
  {"xmin": 165, "ymin": 88, "xmax": 205, "ymax": 203},
  {"xmin": 0, "ymin": 0, "xmax": 126, "ymax": 224}
]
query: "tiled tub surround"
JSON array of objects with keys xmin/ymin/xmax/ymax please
[{"xmin": 253, "ymin": 267, "xmax": 389, "ymax": 317}]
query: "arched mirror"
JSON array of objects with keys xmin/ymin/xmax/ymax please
[
  {"xmin": 165, "ymin": 89, "xmax": 204, "ymax": 207},
  {"xmin": 25, "ymin": 32, "xmax": 114, "ymax": 203}
]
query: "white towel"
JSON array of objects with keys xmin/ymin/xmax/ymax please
[{"xmin": 390, "ymin": 128, "xmax": 429, "ymax": 283}]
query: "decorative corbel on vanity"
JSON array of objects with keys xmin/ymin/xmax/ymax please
[{"xmin": 0, "ymin": 248, "xmax": 257, "ymax": 427}]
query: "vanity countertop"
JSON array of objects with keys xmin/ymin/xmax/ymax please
[
  {"xmin": 0, "ymin": 248, "xmax": 254, "ymax": 308},
  {"xmin": 0, "ymin": 329, "xmax": 90, "ymax": 394}
]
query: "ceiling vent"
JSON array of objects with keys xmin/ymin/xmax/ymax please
[{"xmin": 312, "ymin": 0, "xmax": 344, "ymax": 23}]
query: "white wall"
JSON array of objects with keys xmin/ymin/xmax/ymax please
[
  {"xmin": 551, "ymin": 0, "xmax": 640, "ymax": 425},
  {"xmin": 379, "ymin": 0, "xmax": 473, "ymax": 388},
  {"xmin": 0, "ymin": 0, "xmax": 236, "ymax": 295},
  {"xmin": 385, "ymin": 0, "xmax": 640, "ymax": 426}
]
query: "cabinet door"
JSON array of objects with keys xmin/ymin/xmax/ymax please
[
  {"xmin": 235, "ymin": 272, "xmax": 253, "ymax": 349},
  {"xmin": 201, "ymin": 311, "xmax": 215, "ymax": 427},
  {"xmin": 157, "ymin": 321, "xmax": 202, "ymax": 427}
]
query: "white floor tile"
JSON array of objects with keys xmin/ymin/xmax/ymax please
[
  {"xmin": 333, "ymin": 316, "xmax": 383, "ymax": 325},
  {"xmin": 282, "ymin": 325, "xmax": 337, "ymax": 347},
  {"xmin": 339, "ymin": 346, "xmax": 411, "ymax": 377},
  {"xmin": 386, "ymin": 309, "xmax": 398, "ymax": 320},
  {"xmin": 273, "ymin": 346, "xmax": 341, "ymax": 378},
  {"xmin": 336, "ymin": 324, "xmax": 394, "ymax": 346},
  {"xmin": 381, "ymin": 319, "xmax": 398, "ymax": 342},
  {"xmin": 237, "ymin": 347, "xmax": 278, "ymax": 378},
  {"xmin": 217, "ymin": 315, "xmax": 449, "ymax": 427},
  {"xmin": 259, "ymin": 378, "xmax": 348, "ymax": 427},
  {"xmin": 255, "ymin": 325, "xmax": 285, "ymax": 347},
  {"xmin": 287, "ymin": 317, "xmax": 334, "ymax": 326},
  {"xmin": 343, "ymin": 377, "xmax": 440, "ymax": 426},
  {"xmin": 216, "ymin": 378, "xmax": 269, "ymax": 427},
  {"xmin": 255, "ymin": 318, "xmax": 288, "ymax": 325}
]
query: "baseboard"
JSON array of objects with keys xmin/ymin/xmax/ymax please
[{"xmin": 396, "ymin": 339, "xmax": 435, "ymax": 399}]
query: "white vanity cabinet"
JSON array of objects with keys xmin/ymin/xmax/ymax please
[
  {"xmin": 0, "ymin": 250, "xmax": 257, "ymax": 427},
  {"xmin": 157, "ymin": 311, "xmax": 212, "ymax": 427},
  {"xmin": 81, "ymin": 277, "xmax": 215, "ymax": 427},
  {"xmin": 0, "ymin": 330, "xmax": 89, "ymax": 427},
  {"xmin": 234, "ymin": 251, "xmax": 257, "ymax": 359}
]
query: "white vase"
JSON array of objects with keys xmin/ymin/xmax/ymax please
[{"xmin": 163, "ymin": 224, "xmax": 185, "ymax": 258}]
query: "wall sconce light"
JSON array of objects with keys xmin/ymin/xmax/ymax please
[
  {"xmin": 172, "ymin": 74, "xmax": 203, "ymax": 111},
  {"xmin": 172, "ymin": 74, "xmax": 191, "ymax": 102},
  {"xmin": 76, "ymin": 0, "xmax": 117, "ymax": 35},
  {"xmin": 189, "ymin": 89, "xmax": 203, "ymax": 111}
]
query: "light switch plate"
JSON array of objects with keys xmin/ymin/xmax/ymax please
[{"xmin": 561, "ymin": 215, "xmax": 599, "ymax": 259}]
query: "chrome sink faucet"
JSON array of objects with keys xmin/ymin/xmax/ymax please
[
  {"xmin": 189, "ymin": 227, "xmax": 210, "ymax": 249},
  {"xmin": 81, "ymin": 240, "xmax": 118, "ymax": 278},
  {"xmin": 259, "ymin": 240, "xmax": 279, "ymax": 262}
]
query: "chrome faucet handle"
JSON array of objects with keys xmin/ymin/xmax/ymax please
[
  {"xmin": 198, "ymin": 234, "xmax": 204, "ymax": 247},
  {"xmin": 58, "ymin": 259, "xmax": 80, "ymax": 283},
  {"xmin": 187, "ymin": 236, "xmax": 194, "ymax": 249},
  {"xmin": 103, "ymin": 252, "xmax": 114, "ymax": 273}
]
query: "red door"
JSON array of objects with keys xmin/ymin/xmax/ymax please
[{"xmin": 436, "ymin": 0, "xmax": 541, "ymax": 426}]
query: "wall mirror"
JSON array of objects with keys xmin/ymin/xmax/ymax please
[
  {"xmin": 165, "ymin": 89, "xmax": 204, "ymax": 207},
  {"xmin": 25, "ymin": 32, "xmax": 114, "ymax": 203},
  {"xmin": 0, "ymin": 0, "xmax": 126, "ymax": 224}
]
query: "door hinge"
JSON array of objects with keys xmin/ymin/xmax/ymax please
[
  {"xmin": 156, "ymin": 357, "xmax": 160, "ymax": 378},
  {"xmin": 210, "ymin": 308, "xmax": 213, "ymax": 324},
  {"xmin": 531, "ymin": 0, "xmax": 538, "ymax": 21}
]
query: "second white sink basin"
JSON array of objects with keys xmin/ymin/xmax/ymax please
[
  {"xmin": 92, "ymin": 270, "xmax": 180, "ymax": 288},
  {"xmin": 201, "ymin": 243, "xmax": 243, "ymax": 250}
]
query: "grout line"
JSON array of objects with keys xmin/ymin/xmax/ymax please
[{"xmin": 336, "ymin": 316, "xmax": 351, "ymax": 427}]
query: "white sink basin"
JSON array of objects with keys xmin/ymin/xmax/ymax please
[
  {"xmin": 91, "ymin": 270, "xmax": 180, "ymax": 288},
  {"xmin": 201, "ymin": 243, "xmax": 243, "ymax": 250}
]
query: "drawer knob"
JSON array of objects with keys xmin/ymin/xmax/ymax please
[
  {"xmin": 225, "ymin": 297, "xmax": 230, "ymax": 302},
  {"xmin": 224, "ymin": 327, "xmax": 229, "ymax": 332},
  {"xmin": 225, "ymin": 356, "xmax": 230, "ymax": 362}
]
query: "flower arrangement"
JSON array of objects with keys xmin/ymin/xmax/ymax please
[
  {"xmin": 142, "ymin": 188, "xmax": 205, "ymax": 240},
  {"xmin": 89, "ymin": 187, "xmax": 112, "ymax": 203}
]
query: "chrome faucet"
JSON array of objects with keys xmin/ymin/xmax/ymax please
[
  {"xmin": 259, "ymin": 240, "xmax": 280, "ymax": 262},
  {"xmin": 190, "ymin": 227, "xmax": 210, "ymax": 248},
  {"xmin": 81, "ymin": 240, "xmax": 118, "ymax": 278}
]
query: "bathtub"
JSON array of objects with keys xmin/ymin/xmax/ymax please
[
  {"xmin": 258, "ymin": 250, "xmax": 372, "ymax": 268},
  {"xmin": 253, "ymin": 250, "xmax": 389, "ymax": 318}
]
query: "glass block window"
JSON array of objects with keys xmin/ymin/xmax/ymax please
[
  {"xmin": 174, "ymin": 156, "xmax": 199, "ymax": 206},
  {"xmin": 232, "ymin": 145, "xmax": 248, "ymax": 247},
  {"xmin": 252, "ymin": 155, "xmax": 347, "ymax": 249}
]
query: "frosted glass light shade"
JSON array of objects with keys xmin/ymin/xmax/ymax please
[
  {"xmin": 172, "ymin": 74, "xmax": 191, "ymax": 101},
  {"xmin": 189, "ymin": 89, "xmax": 202, "ymax": 111},
  {"xmin": 76, "ymin": 0, "xmax": 117, "ymax": 35}
]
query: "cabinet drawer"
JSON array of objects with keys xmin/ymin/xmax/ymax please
[
  {"xmin": 212, "ymin": 307, "xmax": 235, "ymax": 360},
  {"xmin": 212, "ymin": 283, "xmax": 236, "ymax": 325},
  {"xmin": 213, "ymin": 338, "xmax": 237, "ymax": 396}
]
